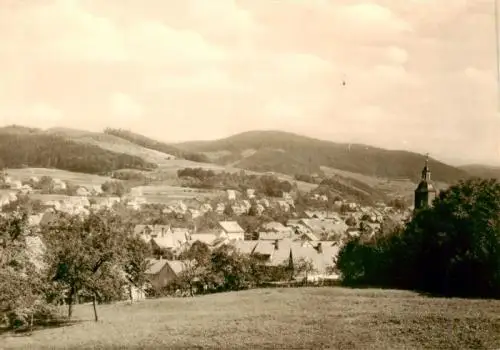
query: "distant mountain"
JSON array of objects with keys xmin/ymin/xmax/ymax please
[
  {"xmin": 459, "ymin": 164, "xmax": 500, "ymax": 180},
  {"xmin": 0, "ymin": 126, "xmax": 156, "ymax": 174},
  {"xmin": 175, "ymin": 130, "xmax": 469, "ymax": 183}
]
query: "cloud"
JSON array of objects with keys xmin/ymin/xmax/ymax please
[
  {"xmin": 332, "ymin": 3, "xmax": 412, "ymax": 42},
  {"xmin": 109, "ymin": 93, "xmax": 143, "ymax": 121},
  {"xmin": 0, "ymin": 103, "xmax": 64, "ymax": 129},
  {"xmin": 3, "ymin": 0, "xmax": 226, "ymax": 64},
  {"xmin": 188, "ymin": 0, "xmax": 261, "ymax": 39},
  {"xmin": 159, "ymin": 69, "xmax": 240, "ymax": 91},
  {"xmin": 126, "ymin": 21, "xmax": 227, "ymax": 64},
  {"xmin": 385, "ymin": 46, "xmax": 409, "ymax": 65}
]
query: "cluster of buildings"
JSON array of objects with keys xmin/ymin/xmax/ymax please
[{"xmin": 1, "ymin": 157, "xmax": 436, "ymax": 299}]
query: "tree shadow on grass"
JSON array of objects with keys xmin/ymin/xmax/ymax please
[
  {"xmin": 0, "ymin": 318, "xmax": 84, "ymax": 337},
  {"xmin": 337, "ymin": 283, "xmax": 500, "ymax": 301}
]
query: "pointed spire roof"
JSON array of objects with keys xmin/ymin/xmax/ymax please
[{"xmin": 421, "ymin": 153, "xmax": 431, "ymax": 181}]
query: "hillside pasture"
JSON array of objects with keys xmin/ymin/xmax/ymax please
[
  {"xmin": 153, "ymin": 160, "xmax": 317, "ymax": 192},
  {"xmin": 322, "ymin": 166, "xmax": 417, "ymax": 199},
  {"xmin": 133, "ymin": 184, "xmax": 223, "ymax": 205},
  {"xmin": 5, "ymin": 168, "xmax": 115, "ymax": 187},
  {"xmin": 45, "ymin": 128, "xmax": 177, "ymax": 165},
  {"xmin": 2, "ymin": 287, "xmax": 499, "ymax": 349}
]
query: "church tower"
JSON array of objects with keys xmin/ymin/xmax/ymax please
[{"xmin": 414, "ymin": 154, "xmax": 437, "ymax": 210}]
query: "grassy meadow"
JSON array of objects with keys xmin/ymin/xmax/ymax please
[
  {"xmin": 6, "ymin": 168, "xmax": 114, "ymax": 187},
  {"xmin": 2, "ymin": 287, "xmax": 499, "ymax": 349},
  {"xmin": 135, "ymin": 184, "xmax": 223, "ymax": 205}
]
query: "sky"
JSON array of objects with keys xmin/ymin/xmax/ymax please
[{"xmin": 0, "ymin": 0, "xmax": 499, "ymax": 166}]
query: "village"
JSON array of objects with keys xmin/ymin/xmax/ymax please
[{"xmin": 0, "ymin": 168, "xmax": 413, "ymax": 298}]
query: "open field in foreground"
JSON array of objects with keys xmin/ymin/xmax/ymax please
[
  {"xmin": 6, "ymin": 168, "xmax": 115, "ymax": 187},
  {"xmin": 2, "ymin": 287, "xmax": 500, "ymax": 349}
]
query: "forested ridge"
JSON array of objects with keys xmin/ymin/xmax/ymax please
[{"xmin": 0, "ymin": 132, "xmax": 157, "ymax": 174}]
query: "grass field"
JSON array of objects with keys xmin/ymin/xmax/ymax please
[
  {"xmin": 6, "ymin": 168, "xmax": 114, "ymax": 187},
  {"xmin": 134, "ymin": 184, "xmax": 223, "ymax": 205},
  {"xmin": 2, "ymin": 287, "xmax": 500, "ymax": 349}
]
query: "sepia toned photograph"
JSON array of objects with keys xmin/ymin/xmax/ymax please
[{"xmin": 1, "ymin": 0, "xmax": 500, "ymax": 349}]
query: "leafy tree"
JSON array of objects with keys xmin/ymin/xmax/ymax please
[
  {"xmin": 101, "ymin": 180, "xmax": 129, "ymax": 197},
  {"xmin": 122, "ymin": 236, "xmax": 151, "ymax": 304},
  {"xmin": 293, "ymin": 257, "xmax": 317, "ymax": 285},
  {"xmin": 179, "ymin": 241, "xmax": 211, "ymax": 265},
  {"xmin": 345, "ymin": 216, "xmax": 357, "ymax": 227},
  {"xmin": 208, "ymin": 245, "xmax": 255, "ymax": 291},
  {"xmin": 0, "ymin": 211, "xmax": 57, "ymax": 331},
  {"xmin": 337, "ymin": 178, "xmax": 500, "ymax": 298},
  {"xmin": 42, "ymin": 210, "xmax": 134, "ymax": 320},
  {"xmin": 194, "ymin": 212, "xmax": 220, "ymax": 231}
]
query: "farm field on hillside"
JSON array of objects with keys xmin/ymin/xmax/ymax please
[
  {"xmin": 322, "ymin": 166, "xmax": 417, "ymax": 199},
  {"xmin": 133, "ymin": 184, "xmax": 223, "ymax": 204},
  {"xmin": 2, "ymin": 287, "xmax": 499, "ymax": 349},
  {"xmin": 6, "ymin": 168, "xmax": 115, "ymax": 187}
]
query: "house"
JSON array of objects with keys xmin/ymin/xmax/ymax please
[
  {"xmin": 127, "ymin": 197, "xmax": 146, "ymax": 210},
  {"xmin": 76, "ymin": 187, "xmax": 91, "ymax": 196},
  {"xmin": 52, "ymin": 178, "xmax": 67, "ymax": 191},
  {"xmin": 200, "ymin": 203, "xmax": 213, "ymax": 213},
  {"xmin": 258, "ymin": 198, "xmax": 270, "ymax": 208},
  {"xmin": 259, "ymin": 222, "xmax": 293, "ymax": 240},
  {"xmin": 215, "ymin": 203, "xmax": 225, "ymax": 215},
  {"xmin": 20, "ymin": 184, "xmax": 33, "ymax": 195},
  {"xmin": 262, "ymin": 221, "xmax": 292, "ymax": 233},
  {"xmin": 246, "ymin": 189, "xmax": 256, "ymax": 199},
  {"xmin": 0, "ymin": 194, "xmax": 12, "ymax": 208},
  {"xmin": 231, "ymin": 203, "xmax": 247, "ymax": 216},
  {"xmin": 145, "ymin": 259, "xmax": 193, "ymax": 291},
  {"xmin": 10, "ymin": 180, "xmax": 22, "ymax": 190},
  {"xmin": 227, "ymin": 189, "xmax": 236, "ymax": 201},
  {"xmin": 259, "ymin": 231, "xmax": 292, "ymax": 241},
  {"xmin": 149, "ymin": 226, "xmax": 190, "ymax": 251},
  {"xmin": 25, "ymin": 235, "xmax": 46, "ymax": 271},
  {"xmin": 188, "ymin": 232, "xmax": 219, "ymax": 246},
  {"xmin": 176, "ymin": 201, "xmax": 188, "ymax": 214},
  {"xmin": 2, "ymin": 176, "xmax": 12, "ymax": 185},
  {"xmin": 91, "ymin": 185, "xmax": 103, "ymax": 196},
  {"xmin": 188, "ymin": 209, "xmax": 201, "ymax": 219},
  {"xmin": 298, "ymin": 231, "xmax": 320, "ymax": 242},
  {"xmin": 242, "ymin": 200, "xmax": 251, "ymax": 212},
  {"xmin": 254, "ymin": 204, "xmax": 265, "ymax": 215},
  {"xmin": 130, "ymin": 187, "xmax": 143, "ymax": 197},
  {"xmin": 232, "ymin": 240, "xmax": 259, "ymax": 255},
  {"xmin": 282, "ymin": 192, "xmax": 292, "ymax": 200},
  {"xmin": 259, "ymin": 238, "xmax": 339, "ymax": 281},
  {"xmin": 218, "ymin": 221, "xmax": 245, "ymax": 241},
  {"xmin": 277, "ymin": 201, "xmax": 291, "ymax": 212},
  {"xmin": 299, "ymin": 218, "xmax": 348, "ymax": 240},
  {"xmin": 29, "ymin": 176, "xmax": 40, "ymax": 184},
  {"xmin": 28, "ymin": 214, "xmax": 44, "ymax": 228},
  {"xmin": 289, "ymin": 241, "xmax": 340, "ymax": 282}
]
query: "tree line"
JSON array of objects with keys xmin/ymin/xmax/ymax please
[
  {"xmin": 336, "ymin": 177, "xmax": 500, "ymax": 299},
  {"xmin": 177, "ymin": 168, "xmax": 293, "ymax": 197}
]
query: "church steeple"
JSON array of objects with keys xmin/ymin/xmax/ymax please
[
  {"xmin": 414, "ymin": 153, "xmax": 437, "ymax": 210},
  {"xmin": 421, "ymin": 153, "xmax": 431, "ymax": 182}
]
